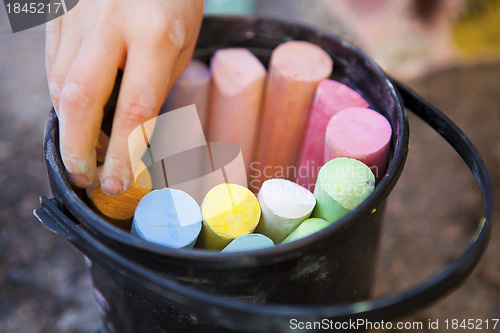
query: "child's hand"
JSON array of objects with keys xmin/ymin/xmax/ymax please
[{"xmin": 45, "ymin": 0, "xmax": 203, "ymax": 195}]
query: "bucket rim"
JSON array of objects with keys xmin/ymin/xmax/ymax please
[{"xmin": 42, "ymin": 15, "xmax": 409, "ymax": 265}]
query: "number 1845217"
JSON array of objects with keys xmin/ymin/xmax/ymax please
[
  {"xmin": 6, "ymin": 2, "xmax": 63, "ymax": 14},
  {"xmin": 444, "ymin": 319, "xmax": 499, "ymax": 330}
]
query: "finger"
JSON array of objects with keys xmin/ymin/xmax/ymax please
[
  {"xmin": 58, "ymin": 33, "xmax": 125, "ymax": 188},
  {"xmin": 47, "ymin": 21, "xmax": 82, "ymax": 114},
  {"xmin": 101, "ymin": 44, "xmax": 179, "ymax": 195},
  {"xmin": 45, "ymin": 16, "xmax": 61, "ymax": 84}
]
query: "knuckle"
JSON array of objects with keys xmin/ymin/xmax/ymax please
[
  {"xmin": 146, "ymin": 10, "xmax": 170, "ymax": 31},
  {"xmin": 140, "ymin": 16, "xmax": 172, "ymax": 47},
  {"xmin": 120, "ymin": 100, "xmax": 155, "ymax": 125},
  {"xmin": 60, "ymin": 82, "xmax": 93, "ymax": 110},
  {"xmin": 152, "ymin": 18, "xmax": 170, "ymax": 33}
]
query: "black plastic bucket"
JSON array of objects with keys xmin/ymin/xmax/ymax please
[{"xmin": 34, "ymin": 16, "xmax": 492, "ymax": 333}]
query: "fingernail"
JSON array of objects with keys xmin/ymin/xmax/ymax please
[
  {"xmin": 69, "ymin": 173, "xmax": 91, "ymax": 188},
  {"xmin": 101, "ymin": 178, "xmax": 125, "ymax": 196}
]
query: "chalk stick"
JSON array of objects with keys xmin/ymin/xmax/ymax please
[
  {"xmin": 86, "ymin": 163, "xmax": 152, "ymax": 230},
  {"xmin": 208, "ymin": 48, "xmax": 266, "ymax": 168},
  {"xmin": 255, "ymin": 178, "xmax": 316, "ymax": 243},
  {"xmin": 129, "ymin": 105, "xmax": 249, "ymax": 206},
  {"xmin": 95, "ymin": 130, "xmax": 110, "ymax": 164},
  {"xmin": 95, "ymin": 130, "xmax": 153, "ymax": 190},
  {"xmin": 162, "ymin": 59, "xmax": 212, "ymax": 130},
  {"xmin": 221, "ymin": 233, "xmax": 274, "ymax": 252},
  {"xmin": 324, "ymin": 107, "xmax": 392, "ymax": 180},
  {"xmin": 311, "ymin": 157, "xmax": 375, "ymax": 223},
  {"xmin": 132, "ymin": 188, "xmax": 202, "ymax": 249},
  {"xmin": 281, "ymin": 218, "xmax": 331, "ymax": 244},
  {"xmin": 197, "ymin": 183, "xmax": 260, "ymax": 250},
  {"xmin": 204, "ymin": 0, "xmax": 255, "ymax": 15},
  {"xmin": 296, "ymin": 80, "xmax": 369, "ymax": 190},
  {"xmin": 252, "ymin": 41, "xmax": 333, "ymax": 192}
]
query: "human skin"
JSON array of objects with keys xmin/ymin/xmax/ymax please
[{"xmin": 45, "ymin": 0, "xmax": 204, "ymax": 195}]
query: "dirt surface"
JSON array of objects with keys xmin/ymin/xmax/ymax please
[
  {"xmin": 0, "ymin": 7, "xmax": 498, "ymax": 333},
  {"xmin": 372, "ymin": 64, "xmax": 500, "ymax": 332}
]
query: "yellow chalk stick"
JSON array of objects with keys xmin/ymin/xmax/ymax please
[{"xmin": 197, "ymin": 183, "xmax": 261, "ymax": 250}]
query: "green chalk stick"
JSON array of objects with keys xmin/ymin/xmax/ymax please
[
  {"xmin": 281, "ymin": 218, "xmax": 331, "ymax": 244},
  {"xmin": 311, "ymin": 157, "xmax": 375, "ymax": 223}
]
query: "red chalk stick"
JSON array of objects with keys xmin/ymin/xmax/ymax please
[
  {"xmin": 208, "ymin": 48, "xmax": 266, "ymax": 169},
  {"xmin": 162, "ymin": 59, "xmax": 212, "ymax": 130},
  {"xmin": 252, "ymin": 41, "xmax": 333, "ymax": 192},
  {"xmin": 324, "ymin": 107, "xmax": 392, "ymax": 180},
  {"xmin": 296, "ymin": 79, "xmax": 369, "ymax": 191}
]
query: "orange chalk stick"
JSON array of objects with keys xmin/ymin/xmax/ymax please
[
  {"xmin": 252, "ymin": 41, "xmax": 333, "ymax": 192},
  {"xmin": 86, "ymin": 162, "xmax": 152, "ymax": 230}
]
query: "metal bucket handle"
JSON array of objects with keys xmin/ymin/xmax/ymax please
[{"xmin": 34, "ymin": 80, "xmax": 492, "ymax": 332}]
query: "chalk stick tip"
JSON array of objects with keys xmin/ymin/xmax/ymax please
[
  {"xmin": 211, "ymin": 48, "xmax": 266, "ymax": 95},
  {"xmin": 272, "ymin": 40, "xmax": 333, "ymax": 82},
  {"xmin": 199, "ymin": 183, "xmax": 261, "ymax": 250},
  {"xmin": 221, "ymin": 233, "xmax": 274, "ymax": 252},
  {"xmin": 316, "ymin": 157, "xmax": 375, "ymax": 210},
  {"xmin": 281, "ymin": 218, "xmax": 331, "ymax": 244},
  {"xmin": 259, "ymin": 178, "xmax": 316, "ymax": 219},
  {"xmin": 132, "ymin": 188, "xmax": 202, "ymax": 249}
]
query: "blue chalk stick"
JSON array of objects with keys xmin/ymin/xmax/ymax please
[
  {"xmin": 221, "ymin": 233, "xmax": 274, "ymax": 252},
  {"xmin": 132, "ymin": 188, "xmax": 202, "ymax": 249}
]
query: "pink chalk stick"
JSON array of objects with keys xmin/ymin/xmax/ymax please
[
  {"xmin": 324, "ymin": 107, "xmax": 392, "ymax": 181},
  {"xmin": 208, "ymin": 48, "xmax": 267, "ymax": 169},
  {"xmin": 162, "ymin": 59, "xmax": 212, "ymax": 130},
  {"xmin": 252, "ymin": 41, "xmax": 333, "ymax": 192},
  {"xmin": 295, "ymin": 79, "xmax": 369, "ymax": 191}
]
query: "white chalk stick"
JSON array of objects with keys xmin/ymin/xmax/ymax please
[{"xmin": 255, "ymin": 178, "xmax": 316, "ymax": 243}]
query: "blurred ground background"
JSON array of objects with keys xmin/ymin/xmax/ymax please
[{"xmin": 0, "ymin": 0, "xmax": 499, "ymax": 332}]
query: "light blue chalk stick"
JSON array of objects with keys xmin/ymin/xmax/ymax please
[
  {"xmin": 204, "ymin": 0, "xmax": 255, "ymax": 14},
  {"xmin": 221, "ymin": 233, "xmax": 274, "ymax": 252},
  {"xmin": 132, "ymin": 188, "xmax": 202, "ymax": 249}
]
